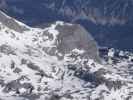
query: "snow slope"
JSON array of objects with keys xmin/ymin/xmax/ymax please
[{"xmin": 0, "ymin": 11, "xmax": 133, "ymax": 100}]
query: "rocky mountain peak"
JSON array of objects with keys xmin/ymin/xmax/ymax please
[
  {"xmin": 0, "ymin": 11, "xmax": 133, "ymax": 100},
  {"xmin": 40, "ymin": 21, "xmax": 101, "ymax": 62}
]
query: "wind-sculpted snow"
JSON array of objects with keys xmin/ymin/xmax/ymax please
[{"xmin": 0, "ymin": 11, "xmax": 133, "ymax": 100}]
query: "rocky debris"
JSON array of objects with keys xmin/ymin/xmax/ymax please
[
  {"xmin": 0, "ymin": 44, "xmax": 15, "ymax": 55},
  {"xmin": 13, "ymin": 67, "xmax": 22, "ymax": 74},
  {"xmin": 3, "ymin": 79, "xmax": 34, "ymax": 95},
  {"xmin": 49, "ymin": 93, "xmax": 61, "ymax": 100},
  {"xmin": 99, "ymin": 47, "xmax": 133, "ymax": 64}
]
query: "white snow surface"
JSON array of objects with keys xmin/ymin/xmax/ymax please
[{"xmin": 0, "ymin": 13, "xmax": 132, "ymax": 100}]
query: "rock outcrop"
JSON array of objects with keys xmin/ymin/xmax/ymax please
[{"xmin": 55, "ymin": 23, "xmax": 101, "ymax": 62}]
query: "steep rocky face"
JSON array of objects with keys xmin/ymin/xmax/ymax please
[
  {"xmin": 34, "ymin": 21, "xmax": 100, "ymax": 62},
  {"xmin": 55, "ymin": 23, "xmax": 100, "ymax": 62},
  {"xmin": 0, "ymin": 11, "xmax": 29, "ymax": 33}
]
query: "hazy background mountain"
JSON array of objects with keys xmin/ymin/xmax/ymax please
[{"xmin": 0, "ymin": 0, "xmax": 133, "ymax": 50}]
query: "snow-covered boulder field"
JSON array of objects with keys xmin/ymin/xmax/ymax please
[{"xmin": 0, "ymin": 11, "xmax": 133, "ymax": 100}]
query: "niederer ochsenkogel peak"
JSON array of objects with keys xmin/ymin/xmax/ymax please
[
  {"xmin": 0, "ymin": 11, "xmax": 133, "ymax": 100},
  {"xmin": 0, "ymin": 10, "xmax": 101, "ymax": 62}
]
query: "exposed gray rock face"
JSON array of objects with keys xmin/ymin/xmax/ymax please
[
  {"xmin": 0, "ymin": 11, "xmax": 29, "ymax": 32},
  {"xmin": 55, "ymin": 23, "xmax": 101, "ymax": 62}
]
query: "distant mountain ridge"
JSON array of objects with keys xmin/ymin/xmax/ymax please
[{"xmin": 2, "ymin": 0, "xmax": 133, "ymax": 25}]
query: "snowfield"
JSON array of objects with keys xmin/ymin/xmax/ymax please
[{"xmin": 0, "ymin": 11, "xmax": 133, "ymax": 100}]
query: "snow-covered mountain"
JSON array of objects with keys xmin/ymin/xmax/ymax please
[
  {"xmin": 1, "ymin": 0, "xmax": 133, "ymax": 50},
  {"xmin": 0, "ymin": 11, "xmax": 133, "ymax": 100}
]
